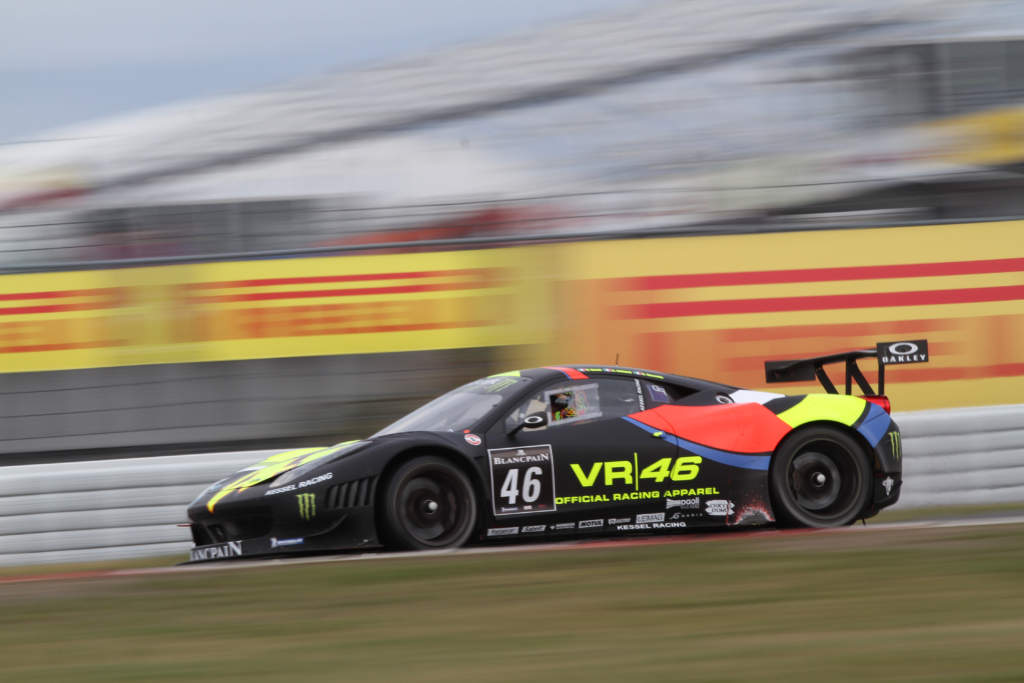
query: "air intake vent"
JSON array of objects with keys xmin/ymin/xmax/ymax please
[
  {"xmin": 326, "ymin": 476, "xmax": 375, "ymax": 510},
  {"xmin": 201, "ymin": 513, "xmax": 272, "ymax": 542}
]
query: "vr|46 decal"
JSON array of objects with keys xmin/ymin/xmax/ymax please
[{"xmin": 488, "ymin": 445, "xmax": 557, "ymax": 515}]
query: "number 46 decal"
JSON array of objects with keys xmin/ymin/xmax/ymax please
[
  {"xmin": 488, "ymin": 445, "xmax": 557, "ymax": 516},
  {"xmin": 500, "ymin": 466, "xmax": 543, "ymax": 505}
]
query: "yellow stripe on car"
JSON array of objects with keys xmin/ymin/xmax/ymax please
[
  {"xmin": 205, "ymin": 445, "xmax": 351, "ymax": 513},
  {"xmin": 776, "ymin": 394, "xmax": 867, "ymax": 430}
]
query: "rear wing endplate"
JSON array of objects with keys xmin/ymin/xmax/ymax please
[{"xmin": 764, "ymin": 339, "xmax": 928, "ymax": 395}]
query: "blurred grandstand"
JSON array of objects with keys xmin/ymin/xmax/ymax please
[
  {"xmin": 3, "ymin": 0, "xmax": 1024, "ymax": 460},
  {"xmin": 4, "ymin": 0, "xmax": 1024, "ymax": 265}
]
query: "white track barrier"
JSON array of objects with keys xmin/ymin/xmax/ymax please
[
  {"xmin": 896, "ymin": 404, "xmax": 1024, "ymax": 507},
  {"xmin": 1, "ymin": 405, "xmax": 1023, "ymax": 566},
  {"xmin": 0, "ymin": 450, "xmax": 277, "ymax": 566}
]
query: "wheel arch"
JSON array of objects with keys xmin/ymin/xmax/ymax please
[
  {"xmin": 768, "ymin": 394, "xmax": 883, "ymax": 470},
  {"xmin": 374, "ymin": 445, "xmax": 489, "ymax": 532},
  {"xmin": 767, "ymin": 420, "xmax": 878, "ymax": 524},
  {"xmin": 771, "ymin": 420, "xmax": 879, "ymax": 472}
]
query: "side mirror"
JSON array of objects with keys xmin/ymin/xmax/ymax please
[{"xmin": 508, "ymin": 412, "xmax": 547, "ymax": 436}]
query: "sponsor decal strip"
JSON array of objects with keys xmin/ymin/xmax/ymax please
[{"xmin": 636, "ymin": 512, "xmax": 664, "ymax": 524}]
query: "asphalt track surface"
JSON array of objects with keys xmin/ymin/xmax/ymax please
[{"xmin": 4, "ymin": 513, "xmax": 1024, "ymax": 586}]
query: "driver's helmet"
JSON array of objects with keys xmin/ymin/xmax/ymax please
[{"xmin": 551, "ymin": 392, "xmax": 576, "ymax": 420}]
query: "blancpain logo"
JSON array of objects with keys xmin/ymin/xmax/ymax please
[
  {"xmin": 189, "ymin": 541, "xmax": 243, "ymax": 561},
  {"xmin": 492, "ymin": 454, "xmax": 550, "ymax": 465}
]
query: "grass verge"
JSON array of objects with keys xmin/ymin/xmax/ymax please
[{"xmin": 1, "ymin": 522, "xmax": 1022, "ymax": 682}]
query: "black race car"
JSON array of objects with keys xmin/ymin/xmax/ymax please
[{"xmin": 186, "ymin": 340, "xmax": 927, "ymax": 562}]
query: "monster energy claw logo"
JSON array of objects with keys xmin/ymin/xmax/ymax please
[
  {"xmin": 888, "ymin": 432, "xmax": 902, "ymax": 460},
  {"xmin": 297, "ymin": 493, "xmax": 317, "ymax": 520}
]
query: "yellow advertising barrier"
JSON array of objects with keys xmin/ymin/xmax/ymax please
[
  {"xmin": 537, "ymin": 220, "xmax": 1024, "ymax": 411},
  {"xmin": 0, "ymin": 249, "xmax": 546, "ymax": 373},
  {"xmin": 1, "ymin": 220, "xmax": 1022, "ymax": 410},
  {"xmin": 927, "ymin": 104, "xmax": 1024, "ymax": 167}
]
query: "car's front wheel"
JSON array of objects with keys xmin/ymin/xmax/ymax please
[
  {"xmin": 769, "ymin": 426, "xmax": 872, "ymax": 528},
  {"xmin": 380, "ymin": 455, "xmax": 477, "ymax": 550}
]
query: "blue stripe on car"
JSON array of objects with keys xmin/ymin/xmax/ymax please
[{"xmin": 856, "ymin": 403, "xmax": 892, "ymax": 447}]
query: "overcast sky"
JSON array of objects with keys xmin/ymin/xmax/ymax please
[{"xmin": 1, "ymin": 0, "xmax": 636, "ymax": 143}]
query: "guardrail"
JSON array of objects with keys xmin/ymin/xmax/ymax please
[
  {"xmin": 0, "ymin": 450, "xmax": 275, "ymax": 566},
  {"xmin": 1, "ymin": 405, "xmax": 1022, "ymax": 566},
  {"xmin": 896, "ymin": 404, "xmax": 1024, "ymax": 507}
]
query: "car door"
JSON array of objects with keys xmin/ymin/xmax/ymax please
[
  {"xmin": 628, "ymin": 378, "xmax": 779, "ymax": 526},
  {"xmin": 483, "ymin": 376, "xmax": 678, "ymax": 528}
]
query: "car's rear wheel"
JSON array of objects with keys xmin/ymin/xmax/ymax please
[
  {"xmin": 380, "ymin": 456, "xmax": 477, "ymax": 550},
  {"xmin": 769, "ymin": 426, "xmax": 872, "ymax": 528}
]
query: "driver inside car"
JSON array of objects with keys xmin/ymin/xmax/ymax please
[{"xmin": 550, "ymin": 392, "xmax": 577, "ymax": 421}]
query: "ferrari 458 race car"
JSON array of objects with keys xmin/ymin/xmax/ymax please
[{"xmin": 186, "ymin": 340, "xmax": 928, "ymax": 562}]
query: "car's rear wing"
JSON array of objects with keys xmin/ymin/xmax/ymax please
[{"xmin": 764, "ymin": 339, "xmax": 928, "ymax": 395}]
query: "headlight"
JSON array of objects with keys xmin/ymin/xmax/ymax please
[
  {"xmin": 190, "ymin": 477, "xmax": 231, "ymax": 506},
  {"xmin": 271, "ymin": 440, "xmax": 368, "ymax": 486}
]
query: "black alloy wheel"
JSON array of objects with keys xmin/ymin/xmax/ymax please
[
  {"xmin": 769, "ymin": 426, "xmax": 872, "ymax": 528},
  {"xmin": 381, "ymin": 456, "xmax": 477, "ymax": 550}
]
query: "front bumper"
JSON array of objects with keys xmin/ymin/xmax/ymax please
[
  {"xmin": 186, "ymin": 473, "xmax": 380, "ymax": 563},
  {"xmin": 187, "ymin": 506, "xmax": 380, "ymax": 563}
]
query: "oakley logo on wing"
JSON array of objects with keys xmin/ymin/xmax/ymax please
[{"xmin": 877, "ymin": 339, "xmax": 928, "ymax": 365}]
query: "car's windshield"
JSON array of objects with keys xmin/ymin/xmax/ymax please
[{"xmin": 373, "ymin": 374, "xmax": 530, "ymax": 436}]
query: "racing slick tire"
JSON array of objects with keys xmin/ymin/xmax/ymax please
[
  {"xmin": 769, "ymin": 425, "xmax": 872, "ymax": 528},
  {"xmin": 380, "ymin": 455, "xmax": 478, "ymax": 550}
]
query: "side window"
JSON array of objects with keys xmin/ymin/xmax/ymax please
[
  {"xmin": 645, "ymin": 381, "xmax": 673, "ymax": 405},
  {"xmin": 547, "ymin": 382, "xmax": 601, "ymax": 425},
  {"xmin": 505, "ymin": 378, "xmax": 642, "ymax": 432},
  {"xmin": 642, "ymin": 380, "xmax": 696, "ymax": 405}
]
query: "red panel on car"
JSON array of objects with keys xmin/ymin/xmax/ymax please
[
  {"xmin": 629, "ymin": 403, "xmax": 790, "ymax": 454},
  {"xmin": 543, "ymin": 366, "xmax": 589, "ymax": 380}
]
